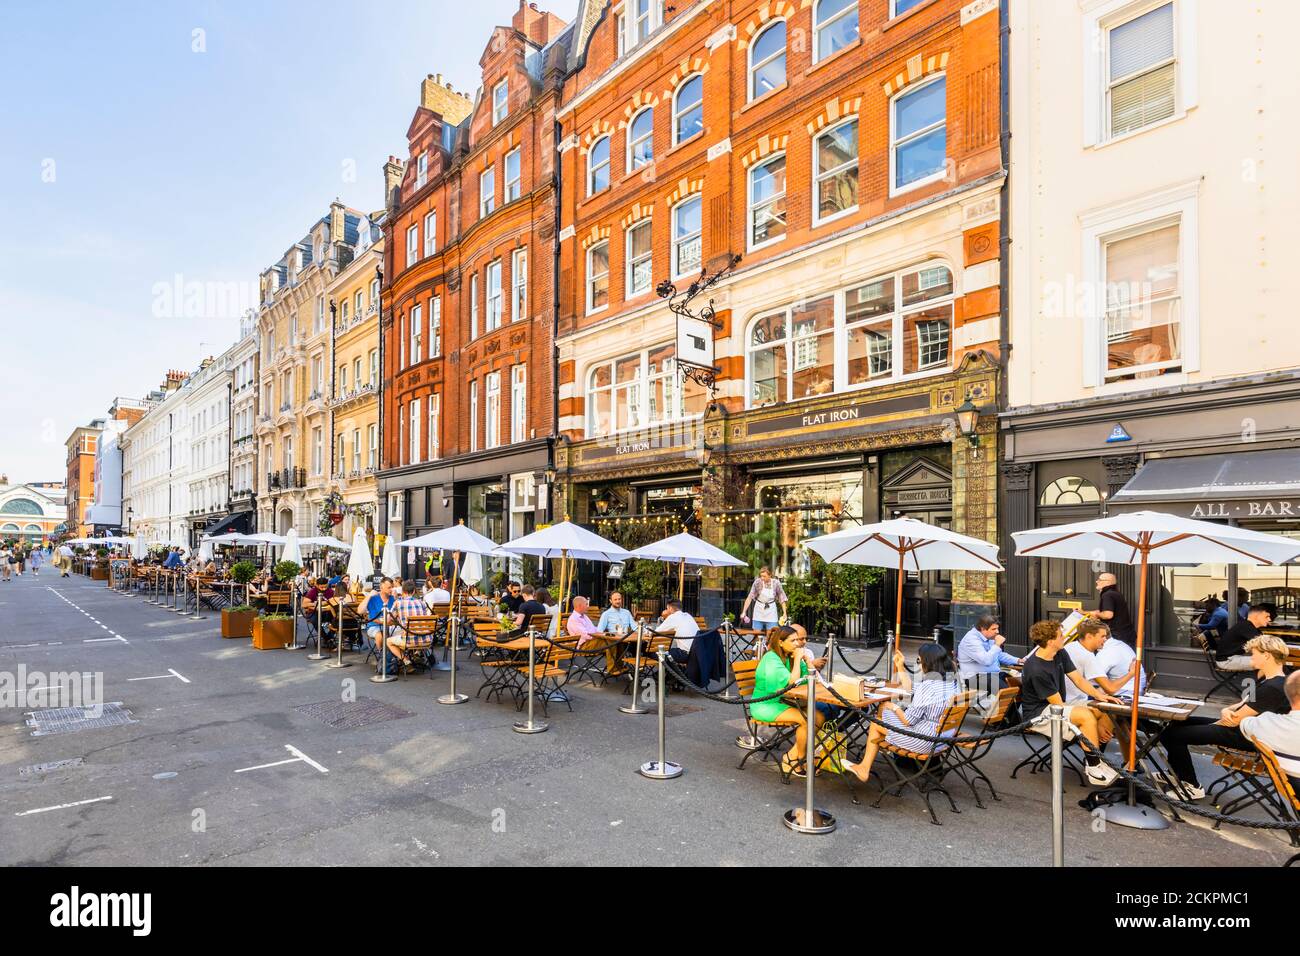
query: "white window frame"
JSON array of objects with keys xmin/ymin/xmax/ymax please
[
  {"xmin": 486, "ymin": 260, "xmax": 503, "ymax": 332},
  {"xmin": 672, "ymin": 74, "xmax": 704, "ymax": 146},
  {"xmin": 485, "ymin": 372, "xmax": 501, "ymax": 449},
  {"xmin": 672, "ymin": 195, "xmax": 703, "ymax": 279},
  {"xmin": 410, "ymin": 303, "xmax": 422, "ymax": 364},
  {"xmin": 427, "ymin": 394, "xmax": 439, "ymax": 461},
  {"xmin": 369, "ymin": 348, "xmax": 378, "ymax": 385},
  {"xmin": 469, "ymin": 381, "xmax": 479, "ymax": 453},
  {"xmin": 504, "ymin": 147, "xmax": 522, "ymax": 203},
  {"xmin": 351, "ymin": 428, "xmax": 361, "ymax": 474},
  {"xmin": 812, "ymin": 116, "xmax": 859, "ymax": 226},
  {"xmin": 813, "ymin": 0, "xmax": 859, "ymax": 65},
  {"xmin": 889, "ymin": 74, "xmax": 947, "ymax": 197},
  {"xmin": 586, "ymin": 240, "xmax": 610, "ymax": 314},
  {"xmin": 743, "ymin": 259, "xmax": 958, "ymax": 409},
  {"xmin": 406, "ymin": 224, "xmax": 419, "ymax": 268},
  {"xmin": 470, "ymin": 273, "xmax": 479, "ymax": 339},
  {"xmin": 423, "ymin": 211, "xmax": 437, "ymax": 257},
  {"xmin": 588, "ymin": 135, "xmax": 611, "ymax": 196},
  {"xmin": 617, "ymin": 0, "xmax": 662, "ymax": 55},
  {"xmin": 368, "ymin": 423, "xmax": 378, "ymax": 468},
  {"xmin": 511, "ymin": 249, "xmax": 527, "ymax": 322},
  {"xmin": 429, "ymin": 297, "xmax": 441, "ymax": 357},
  {"xmin": 748, "ymin": 152, "xmax": 787, "ymax": 252},
  {"xmin": 416, "ymin": 151, "xmax": 428, "ymax": 188},
  {"xmin": 585, "ymin": 344, "xmax": 702, "ymax": 438},
  {"xmin": 626, "ymin": 106, "xmax": 654, "ymax": 173},
  {"xmin": 480, "ymin": 166, "xmax": 496, "ymax": 217},
  {"xmin": 410, "ymin": 398, "xmax": 421, "ymax": 464},
  {"xmin": 1079, "ymin": 180, "xmax": 1200, "ymax": 390},
  {"xmin": 511, "ymin": 365, "xmax": 527, "ymax": 444},
  {"xmin": 747, "ymin": 19, "xmax": 787, "ymax": 102},
  {"xmin": 492, "ymin": 79, "xmax": 509, "ymax": 125},
  {"xmin": 1083, "ymin": 0, "xmax": 1197, "ymax": 148},
  {"xmin": 625, "ymin": 219, "xmax": 653, "ymax": 297}
]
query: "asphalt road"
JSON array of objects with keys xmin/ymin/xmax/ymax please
[{"xmin": 0, "ymin": 571, "xmax": 1291, "ymax": 866}]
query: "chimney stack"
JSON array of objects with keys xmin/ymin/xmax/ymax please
[
  {"xmin": 383, "ymin": 156, "xmax": 406, "ymax": 214},
  {"xmin": 420, "ymin": 72, "xmax": 473, "ymax": 126}
]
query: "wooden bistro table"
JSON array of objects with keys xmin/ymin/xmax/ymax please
[{"xmin": 1092, "ymin": 695, "xmax": 1200, "ymax": 816}]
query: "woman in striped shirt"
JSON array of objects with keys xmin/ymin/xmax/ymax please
[{"xmin": 843, "ymin": 642, "xmax": 964, "ymax": 784}]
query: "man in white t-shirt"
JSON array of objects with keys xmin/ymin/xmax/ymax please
[
  {"xmin": 1240, "ymin": 670, "xmax": 1300, "ymax": 791},
  {"xmin": 1083, "ymin": 622, "xmax": 1147, "ymax": 698},
  {"xmin": 654, "ymin": 599, "xmax": 699, "ymax": 663},
  {"xmin": 423, "ymin": 575, "xmax": 452, "ymax": 607}
]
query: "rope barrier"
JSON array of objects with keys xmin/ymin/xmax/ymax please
[{"xmin": 833, "ymin": 639, "xmax": 889, "ymax": 676}]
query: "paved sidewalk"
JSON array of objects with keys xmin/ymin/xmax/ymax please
[{"xmin": 0, "ymin": 573, "xmax": 1291, "ymax": 866}]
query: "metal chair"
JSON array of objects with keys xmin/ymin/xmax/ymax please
[
  {"xmin": 1192, "ymin": 631, "xmax": 1246, "ymax": 699},
  {"xmin": 873, "ymin": 689, "xmax": 978, "ymax": 826},
  {"xmin": 733, "ymin": 659, "xmax": 799, "ymax": 775},
  {"xmin": 947, "ymin": 686, "xmax": 1021, "ymax": 807}
]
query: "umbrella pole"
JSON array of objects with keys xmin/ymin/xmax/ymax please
[
  {"xmin": 1106, "ymin": 540, "xmax": 1168, "ymax": 830},
  {"xmin": 677, "ymin": 558, "xmax": 685, "ymax": 604},
  {"xmin": 891, "ymin": 549, "xmax": 905, "ymax": 682}
]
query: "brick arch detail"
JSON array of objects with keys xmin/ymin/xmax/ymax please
[
  {"xmin": 805, "ymin": 95, "xmax": 863, "ymax": 136},
  {"xmin": 617, "ymin": 90, "xmax": 661, "ymax": 130},
  {"xmin": 664, "ymin": 176, "xmax": 704, "ymax": 209},
  {"xmin": 736, "ymin": 1, "xmax": 799, "ymax": 53},
  {"xmin": 579, "ymin": 119, "xmax": 614, "ymax": 156},
  {"xmin": 662, "ymin": 56, "xmax": 709, "ymax": 100},
  {"xmin": 740, "ymin": 132, "xmax": 790, "ymax": 169},
  {"xmin": 580, "ymin": 224, "xmax": 611, "ymax": 250},
  {"xmin": 882, "ymin": 50, "xmax": 950, "ymax": 97},
  {"xmin": 620, "ymin": 201, "xmax": 655, "ymax": 230}
]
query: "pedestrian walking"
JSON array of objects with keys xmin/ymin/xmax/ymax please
[
  {"xmin": 57, "ymin": 542, "xmax": 74, "ymax": 577},
  {"xmin": 14, "ymin": 545, "xmax": 25, "ymax": 576},
  {"xmin": 0, "ymin": 545, "xmax": 11, "ymax": 582},
  {"xmin": 29, "ymin": 547, "xmax": 41, "ymax": 577},
  {"xmin": 740, "ymin": 566, "xmax": 788, "ymax": 632}
]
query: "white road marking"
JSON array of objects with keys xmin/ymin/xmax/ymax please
[
  {"xmin": 168, "ymin": 668, "xmax": 191, "ymax": 684},
  {"xmin": 44, "ymin": 588, "xmax": 129, "ymax": 644},
  {"xmin": 126, "ymin": 668, "xmax": 191, "ymax": 684},
  {"xmin": 235, "ymin": 744, "xmax": 329, "ymax": 775},
  {"xmin": 15, "ymin": 796, "xmax": 113, "ymax": 816}
]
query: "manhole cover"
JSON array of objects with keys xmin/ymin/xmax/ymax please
[
  {"xmin": 25, "ymin": 703, "xmax": 137, "ymax": 737},
  {"xmin": 294, "ymin": 696, "xmax": 414, "ymax": 729},
  {"xmin": 19, "ymin": 757, "xmax": 85, "ymax": 777}
]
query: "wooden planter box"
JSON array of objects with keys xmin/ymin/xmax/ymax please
[
  {"xmin": 251, "ymin": 616, "xmax": 293, "ymax": 650},
  {"xmin": 90, "ymin": 565, "xmax": 109, "ymax": 581},
  {"xmin": 221, "ymin": 608, "xmax": 256, "ymax": 639}
]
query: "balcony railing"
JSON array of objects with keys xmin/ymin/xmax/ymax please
[{"xmin": 265, "ymin": 466, "xmax": 308, "ymax": 491}]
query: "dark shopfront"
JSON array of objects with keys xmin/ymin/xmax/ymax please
[
  {"xmin": 559, "ymin": 352, "xmax": 1002, "ymax": 640},
  {"xmin": 1000, "ymin": 371, "xmax": 1300, "ymax": 692},
  {"xmin": 379, "ymin": 438, "xmax": 550, "ymax": 587}
]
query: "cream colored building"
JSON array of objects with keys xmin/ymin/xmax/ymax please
[
  {"xmin": 255, "ymin": 202, "xmax": 371, "ymax": 537},
  {"xmin": 324, "ymin": 216, "xmax": 383, "ymax": 543},
  {"xmin": 1001, "ymin": 0, "xmax": 1300, "ymax": 687}
]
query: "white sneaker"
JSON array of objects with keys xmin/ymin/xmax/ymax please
[
  {"xmin": 1152, "ymin": 771, "xmax": 1205, "ymax": 800},
  {"xmin": 1086, "ymin": 761, "xmax": 1120, "ymax": 786}
]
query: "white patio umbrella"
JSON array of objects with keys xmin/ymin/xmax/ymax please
[
  {"xmin": 198, "ymin": 538, "xmax": 213, "ymax": 563},
  {"xmin": 203, "ymin": 532, "xmax": 245, "ymax": 545},
  {"xmin": 462, "ymin": 551, "xmax": 485, "ymax": 588},
  {"xmin": 803, "ymin": 517, "xmax": 1003, "ymax": 678},
  {"xmin": 1012, "ymin": 509, "xmax": 1300, "ymax": 825},
  {"xmin": 132, "ymin": 535, "xmax": 148, "ymax": 561},
  {"xmin": 380, "ymin": 536, "xmax": 401, "ymax": 579},
  {"xmin": 399, "ymin": 522, "xmax": 501, "ymax": 606},
  {"xmin": 282, "ymin": 528, "xmax": 302, "ymax": 568},
  {"xmin": 630, "ymin": 532, "xmax": 746, "ymax": 601},
  {"xmin": 345, "ymin": 527, "xmax": 373, "ymax": 583},
  {"xmin": 502, "ymin": 520, "xmax": 631, "ymax": 612},
  {"xmin": 299, "ymin": 535, "xmax": 351, "ymax": 550}
]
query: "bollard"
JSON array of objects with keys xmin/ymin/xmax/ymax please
[
  {"xmin": 147, "ymin": 569, "xmax": 158, "ymax": 605},
  {"xmin": 638, "ymin": 650, "xmax": 682, "ymax": 778},
  {"xmin": 306, "ymin": 596, "xmax": 329, "ymax": 662},
  {"xmin": 324, "ymin": 597, "xmax": 351, "ymax": 669},
  {"xmin": 285, "ymin": 589, "xmax": 297, "ymax": 647},
  {"xmin": 370, "ymin": 604, "xmax": 396, "ymax": 683},
  {"xmin": 437, "ymin": 613, "xmax": 469, "ymax": 705},
  {"xmin": 191, "ymin": 578, "xmax": 206, "ymax": 622},
  {"xmin": 619, "ymin": 623, "xmax": 649, "ymax": 716},
  {"xmin": 783, "ymin": 673, "xmax": 836, "ymax": 834},
  {"xmin": 885, "ymin": 628, "xmax": 895, "ymax": 681},
  {"xmin": 1049, "ymin": 703, "xmax": 1065, "ymax": 867},
  {"xmin": 176, "ymin": 575, "xmax": 190, "ymax": 616},
  {"xmin": 513, "ymin": 627, "xmax": 548, "ymax": 733},
  {"xmin": 720, "ymin": 621, "xmax": 738, "ymax": 701},
  {"xmin": 825, "ymin": 632, "xmax": 836, "ymax": 681}
]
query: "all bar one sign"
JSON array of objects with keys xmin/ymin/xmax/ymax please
[{"xmin": 1188, "ymin": 500, "xmax": 1298, "ymax": 519}]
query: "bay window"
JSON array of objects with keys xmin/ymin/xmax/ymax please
[
  {"xmin": 585, "ymin": 344, "xmax": 706, "ymax": 438},
  {"xmin": 746, "ymin": 262, "xmax": 954, "ymax": 407}
]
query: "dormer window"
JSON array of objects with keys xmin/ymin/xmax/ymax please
[
  {"xmin": 416, "ymin": 152, "xmax": 428, "ymax": 188},
  {"xmin": 617, "ymin": 0, "xmax": 663, "ymax": 56},
  {"xmin": 492, "ymin": 80, "xmax": 509, "ymax": 125}
]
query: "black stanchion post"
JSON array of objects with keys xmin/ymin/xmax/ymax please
[
  {"xmin": 306, "ymin": 596, "xmax": 329, "ymax": 662},
  {"xmin": 370, "ymin": 604, "xmax": 395, "ymax": 682}
]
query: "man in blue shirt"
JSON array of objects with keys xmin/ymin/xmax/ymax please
[
  {"xmin": 596, "ymin": 590, "xmax": 636, "ymax": 635},
  {"xmin": 958, "ymin": 615, "xmax": 1022, "ymax": 721},
  {"xmin": 162, "ymin": 548, "xmax": 183, "ymax": 569}
]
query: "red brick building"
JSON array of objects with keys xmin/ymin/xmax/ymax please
[
  {"xmin": 379, "ymin": 1, "xmax": 569, "ymax": 573},
  {"xmin": 553, "ymin": 0, "xmax": 1005, "ymax": 634}
]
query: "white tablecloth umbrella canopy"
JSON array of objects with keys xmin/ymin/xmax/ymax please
[
  {"xmin": 1012, "ymin": 510, "xmax": 1300, "ymax": 775},
  {"xmin": 630, "ymin": 532, "xmax": 746, "ymax": 600},
  {"xmin": 346, "ymin": 527, "xmax": 373, "ymax": 583},
  {"xmin": 803, "ymin": 516, "xmax": 1003, "ymax": 676},
  {"xmin": 502, "ymin": 520, "xmax": 631, "ymax": 611},
  {"xmin": 462, "ymin": 551, "xmax": 484, "ymax": 587},
  {"xmin": 281, "ymin": 528, "xmax": 302, "ymax": 568},
  {"xmin": 380, "ymin": 537, "xmax": 401, "ymax": 579}
]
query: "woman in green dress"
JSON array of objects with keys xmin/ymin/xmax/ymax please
[{"xmin": 751, "ymin": 625, "xmax": 827, "ymax": 775}]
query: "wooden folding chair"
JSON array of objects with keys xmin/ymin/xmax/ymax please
[
  {"xmin": 519, "ymin": 634, "xmax": 575, "ymax": 714},
  {"xmin": 1251, "ymin": 742, "xmax": 1300, "ymax": 857},
  {"xmin": 734, "ymin": 659, "xmax": 799, "ymax": 773},
  {"xmin": 947, "ymin": 686, "xmax": 1020, "ymax": 808},
  {"xmin": 394, "ymin": 615, "xmax": 441, "ymax": 677},
  {"xmin": 873, "ymin": 689, "xmax": 978, "ymax": 826}
]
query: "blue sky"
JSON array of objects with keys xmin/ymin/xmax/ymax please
[{"xmin": 0, "ymin": 0, "xmax": 579, "ymax": 483}]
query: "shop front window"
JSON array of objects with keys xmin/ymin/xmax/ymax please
[{"xmin": 753, "ymin": 471, "xmax": 864, "ymax": 579}]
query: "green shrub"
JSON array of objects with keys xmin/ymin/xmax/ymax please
[
  {"xmin": 230, "ymin": 561, "xmax": 259, "ymax": 585},
  {"xmin": 273, "ymin": 560, "xmax": 301, "ymax": 583},
  {"xmin": 225, "ymin": 604, "xmax": 255, "ymax": 613}
]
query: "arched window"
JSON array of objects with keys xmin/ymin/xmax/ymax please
[
  {"xmin": 673, "ymin": 74, "xmax": 703, "ymax": 145},
  {"xmin": 588, "ymin": 135, "xmax": 611, "ymax": 195},
  {"xmin": 24, "ymin": 524, "xmax": 41, "ymax": 533},
  {"xmin": 1, "ymin": 523, "xmax": 18, "ymax": 532},
  {"xmin": 627, "ymin": 107, "xmax": 654, "ymax": 172},
  {"xmin": 814, "ymin": 0, "xmax": 859, "ymax": 63},
  {"xmin": 1, "ymin": 498, "xmax": 42, "ymax": 516},
  {"xmin": 748, "ymin": 20, "xmax": 787, "ymax": 100},
  {"xmin": 1039, "ymin": 477, "xmax": 1102, "ymax": 507}
]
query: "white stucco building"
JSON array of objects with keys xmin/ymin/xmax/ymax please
[
  {"xmin": 121, "ymin": 370, "xmax": 192, "ymax": 548},
  {"xmin": 184, "ymin": 352, "xmax": 234, "ymax": 545}
]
